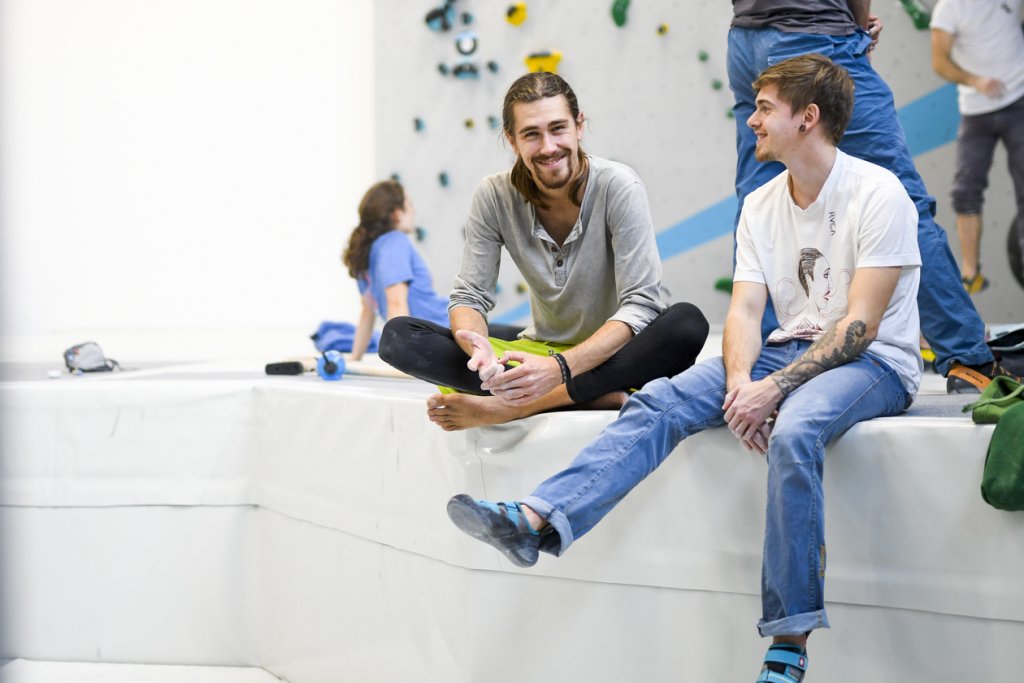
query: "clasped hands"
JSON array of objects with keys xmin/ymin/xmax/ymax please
[
  {"xmin": 456, "ymin": 330, "xmax": 561, "ymax": 406},
  {"xmin": 722, "ymin": 377, "xmax": 784, "ymax": 455}
]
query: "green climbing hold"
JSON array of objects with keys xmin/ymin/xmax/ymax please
[
  {"xmin": 714, "ymin": 277, "xmax": 733, "ymax": 293},
  {"xmin": 698, "ymin": 50, "xmax": 709, "ymax": 62},
  {"xmin": 611, "ymin": 0, "xmax": 630, "ymax": 28},
  {"xmin": 898, "ymin": 0, "xmax": 931, "ymax": 30},
  {"xmin": 726, "ymin": 108, "xmax": 735, "ymax": 119},
  {"xmin": 711, "ymin": 78, "xmax": 723, "ymax": 91}
]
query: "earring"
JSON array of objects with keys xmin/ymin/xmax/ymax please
[{"xmin": 799, "ymin": 124, "xmax": 807, "ymax": 133}]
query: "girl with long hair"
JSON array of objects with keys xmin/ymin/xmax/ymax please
[{"xmin": 342, "ymin": 180, "xmax": 450, "ymax": 360}]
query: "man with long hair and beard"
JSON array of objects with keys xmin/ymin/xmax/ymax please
[{"xmin": 380, "ymin": 72, "xmax": 709, "ymax": 431}]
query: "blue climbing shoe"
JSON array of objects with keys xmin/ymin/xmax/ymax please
[
  {"xmin": 756, "ymin": 644, "xmax": 807, "ymax": 682},
  {"xmin": 446, "ymin": 494, "xmax": 541, "ymax": 568}
]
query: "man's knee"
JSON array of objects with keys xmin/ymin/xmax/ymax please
[
  {"xmin": 378, "ymin": 316, "xmax": 418, "ymax": 366},
  {"xmin": 766, "ymin": 419, "xmax": 819, "ymax": 469},
  {"xmin": 662, "ymin": 302, "xmax": 711, "ymax": 348}
]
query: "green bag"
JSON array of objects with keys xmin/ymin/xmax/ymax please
[
  {"xmin": 979, "ymin": 401, "xmax": 1024, "ymax": 511},
  {"xmin": 963, "ymin": 377, "xmax": 1024, "ymax": 511},
  {"xmin": 962, "ymin": 376, "xmax": 1024, "ymax": 424}
]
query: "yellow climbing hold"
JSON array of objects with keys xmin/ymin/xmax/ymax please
[
  {"xmin": 507, "ymin": 3, "xmax": 527, "ymax": 26},
  {"xmin": 525, "ymin": 51, "xmax": 561, "ymax": 73}
]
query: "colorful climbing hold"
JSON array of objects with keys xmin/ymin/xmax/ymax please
[
  {"xmin": 413, "ymin": 117, "xmax": 425, "ymax": 132},
  {"xmin": 487, "ymin": 115, "xmax": 500, "ymax": 129},
  {"xmin": 525, "ymin": 51, "xmax": 561, "ymax": 73},
  {"xmin": 425, "ymin": 2, "xmax": 456, "ymax": 32},
  {"xmin": 438, "ymin": 63, "xmax": 450, "ymax": 75},
  {"xmin": 711, "ymin": 78, "xmax": 723, "ymax": 90},
  {"xmin": 487, "ymin": 60, "xmax": 500, "ymax": 74},
  {"xmin": 455, "ymin": 31, "xmax": 478, "ymax": 56},
  {"xmin": 415, "ymin": 227, "xmax": 427, "ymax": 242},
  {"xmin": 898, "ymin": 0, "xmax": 931, "ymax": 30},
  {"xmin": 714, "ymin": 277, "xmax": 733, "ymax": 293},
  {"xmin": 698, "ymin": 50, "xmax": 709, "ymax": 62},
  {"xmin": 506, "ymin": 3, "xmax": 527, "ymax": 26},
  {"xmin": 726, "ymin": 108, "xmax": 735, "ymax": 119},
  {"xmin": 462, "ymin": 12, "xmax": 474, "ymax": 25},
  {"xmin": 611, "ymin": 0, "xmax": 630, "ymax": 27},
  {"xmin": 390, "ymin": 173, "xmax": 401, "ymax": 182},
  {"xmin": 438, "ymin": 172, "xmax": 450, "ymax": 187},
  {"xmin": 657, "ymin": 24, "xmax": 669, "ymax": 35},
  {"xmin": 452, "ymin": 62, "xmax": 479, "ymax": 79},
  {"xmin": 515, "ymin": 282, "xmax": 528, "ymax": 295},
  {"xmin": 464, "ymin": 118, "xmax": 475, "ymax": 129}
]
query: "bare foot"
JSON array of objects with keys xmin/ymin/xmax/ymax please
[{"xmin": 426, "ymin": 393, "xmax": 527, "ymax": 431}]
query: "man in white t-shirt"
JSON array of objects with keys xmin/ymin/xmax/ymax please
[
  {"xmin": 445, "ymin": 54, "xmax": 921, "ymax": 682},
  {"xmin": 931, "ymin": 0, "xmax": 1024, "ymax": 292}
]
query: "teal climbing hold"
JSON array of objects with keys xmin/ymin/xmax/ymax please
[{"xmin": 611, "ymin": 0, "xmax": 630, "ymax": 28}]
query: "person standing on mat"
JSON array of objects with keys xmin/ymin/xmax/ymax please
[
  {"xmin": 342, "ymin": 180, "xmax": 522, "ymax": 361},
  {"xmin": 930, "ymin": 0, "xmax": 1024, "ymax": 294},
  {"xmin": 447, "ymin": 54, "xmax": 921, "ymax": 683},
  {"xmin": 727, "ymin": 0, "xmax": 1022, "ymax": 393},
  {"xmin": 378, "ymin": 72, "xmax": 709, "ymax": 431}
]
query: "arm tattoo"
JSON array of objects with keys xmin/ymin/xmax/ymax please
[{"xmin": 770, "ymin": 320, "xmax": 871, "ymax": 396}]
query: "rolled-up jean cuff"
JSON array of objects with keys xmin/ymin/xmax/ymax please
[
  {"xmin": 757, "ymin": 610, "xmax": 830, "ymax": 638},
  {"xmin": 520, "ymin": 495, "xmax": 574, "ymax": 556}
]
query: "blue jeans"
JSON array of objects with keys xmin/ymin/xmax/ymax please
[
  {"xmin": 522, "ymin": 341, "xmax": 911, "ymax": 636},
  {"xmin": 726, "ymin": 27, "xmax": 992, "ymax": 375}
]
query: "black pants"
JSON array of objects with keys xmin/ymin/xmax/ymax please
[{"xmin": 379, "ymin": 302, "xmax": 709, "ymax": 404}]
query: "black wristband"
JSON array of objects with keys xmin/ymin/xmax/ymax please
[{"xmin": 551, "ymin": 352, "xmax": 571, "ymax": 385}]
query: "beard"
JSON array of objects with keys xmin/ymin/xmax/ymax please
[
  {"xmin": 530, "ymin": 151, "xmax": 575, "ymax": 190},
  {"xmin": 754, "ymin": 141, "xmax": 776, "ymax": 163}
]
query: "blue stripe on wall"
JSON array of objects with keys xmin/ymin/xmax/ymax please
[
  {"xmin": 899, "ymin": 82, "xmax": 959, "ymax": 157},
  {"xmin": 494, "ymin": 83, "xmax": 960, "ymax": 322}
]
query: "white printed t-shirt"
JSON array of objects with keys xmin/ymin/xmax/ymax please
[{"xmin": 735, "ymin": 150, "xmax": 924, "ymax": 396}]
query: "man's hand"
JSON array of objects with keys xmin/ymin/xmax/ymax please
[
  {"xmin": 722, "ymin": 378, "xmax": 784, "ymax": 454},
  {"xmin": 866, "ymin": 13, "xmax": 883, "ymax": 53},
  {"xmin": 972, "ymin": 76, "xmax": 1006, "ymax": 98},
  {"xmin": 455, "ymin": 330, "xmax": 504, "ymax": 382},
  {"xmin": 480, "ymin": 351, "xmax": 562, "ymax": 406}
]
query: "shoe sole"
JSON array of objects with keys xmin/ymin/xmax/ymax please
[
  {"xmin": 946, "ymin": 365, "xmax": 991, "ymax": 394},
  {"xmin": 446, "ymin": 494, "xmax": 538, "ymax": 568}
]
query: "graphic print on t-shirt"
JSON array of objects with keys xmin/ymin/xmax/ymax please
[{"xmin": 768, "ymin": 247, "xmax": 852, "ymax": 343}]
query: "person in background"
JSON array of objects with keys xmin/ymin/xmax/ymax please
[
  {"xmin": 727, "ymin": 0, "xmax": 1022, "ymax": 393},
  {"xmin": 342, "ymin": 180, "xmax": 520, "ymax": 361},
  {"xmin": 930, "ymin": 0, "xmax": 1024, "ymax": 293}
]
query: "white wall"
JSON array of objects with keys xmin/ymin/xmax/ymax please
[
  {"xmin": 373, "ymin": 0, "xmax": 1023, "ymax": 328},
  {"xmin": 0, "ymin": 0, "xmax": 374, "ymax": 362}
]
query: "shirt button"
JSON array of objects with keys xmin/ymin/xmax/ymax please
[
  {"xmin": 550, "ymin": 246, "xmax": 558, "ymax": 252},
  {"xmin": 556, "ymin": 259, "xmax": 564, "ymax": 266}
]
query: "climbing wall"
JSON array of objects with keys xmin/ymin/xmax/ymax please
[{"xmin": 373, "ymin": 0, "xmax": 1023, "ymax": 327}]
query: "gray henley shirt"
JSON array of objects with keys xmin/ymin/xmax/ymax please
[{"xmin": 449, "ymin": 155, "xmax": 665, "ymax": 345}]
